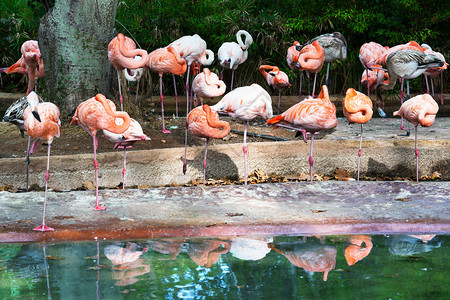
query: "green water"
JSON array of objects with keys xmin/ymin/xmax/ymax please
[{"xmin": 0, "ymin": 234, "xmax": 448, "ymax": 299}]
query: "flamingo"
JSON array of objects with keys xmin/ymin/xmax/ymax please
[
  {"xmin": 1, "ymin": 56, "xmax": 45, "ymax": 92},
  {"xmin": 342, "ymin": 88, "xmax": 373, "ymax": 181},
  {"xmin": 183, "ymin": 104, "xmax": 230, "ymax": 185},
  {"xmin": 102, "ymin": 118, "xmax": 149, "ymax": 189},
  {"xmin": 169, "ymin": 34, "xmax": 214, "ymax": 114},
  {"xmin": 269, "ymin": 239, "xmax": 337, "ymax": 281},
  {"xmin": 2, "ymin": 96, "xmax": 33, "ymax": 138},
  {"xmin": 23, "ymin": 92, "xmax": 61, "ymax": 231},
  {"xmin": 286, "ymin": 41, "xmax": 302, "ymax": 100},
  {"xmin": 210, "ymin": 84, "xmax": 273, "ymax": 185},
  {"xmin": 191, "ymin": 68, "xmax": 226, "ymax": 105},
  {"xmin": 421, "ymin": 44, "xmax": 448, "ymax": 105},
  {"xmin": 393, "ymin": 94, "xmax": 439, "ymax": 182},
  {"xmin": 19, "ymin": 40, "xmax": 42, "ymax": 95},
  {"xmin": 297, "ymin": 32, "xmax": 347, "ymax": 87},
  {"xmin": 359, "ymin": 42, "xmax": 388, "ymax": 97},
  {"xmin": 108, "ymin": 33, "xmax": 148, "ymax": 110},
  {"xmin": 297, "ymin": 41, "xmax": 325, "ymax": 98},
  {"xmin": 218, "ymin": 30, "xmax": 253, "ymax": 91},
  {"xmin": 71, "ymin": 93, "xmax": 131, "ymax": 210},
  {"xmin": 188, "ymin": 239, "xmax": 230, "ymax": 268},
  {"xmin": 259, "ymin": 65, "xmax": 291, "ymax": 114},
  {"xmin": 376, "ymin": 49, "xmax": 444, "ymax": 135},
  {"xmin": 267, "ymin": 85, "xmax": 337, "ymax": 181},
  {"xmin": 344, "ymin": 235, "xmax": 373, "ymax": 266},
  {"xmin": 145, "ymin": 46, "xmax": 188, "ymax": 133}
]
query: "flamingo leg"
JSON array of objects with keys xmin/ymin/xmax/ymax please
[
  {"xmin": 135, "ymin": 79, "xmax": 140, "ymax": 104},
  {"xmin": 415, "ymin": 125, "xmax": 419, "ymax": 182},
  {"xmin": 230, "ymin": 69, "xmax": 235, "ymax": 91},
  {"xmin": 399, "ymin": 78, "xmax": 408, "ymax": 133},
  {"xmin": 183, "ymin": 121, "xmax": 188, "ymax": 174},
  {"xmin": 203, "ymin": 138, "xmax": 210, "ymax": 186},
  {"xmin": 325, "ymin": 63, "xmax": 330, "ymax": 87},
  {"xmin": 430, "ymin": 76, "xmax": 435, "ymax": 98},
  {"xmin": 357, "ymin": 123, "xmax": 363, "ymax": 181},
  {"xmin": 243, "ymin": 121, "xmax": 248, "ymax": 185},
  {"xmin": 440, "ymin": 72, "xmax": 443, "ymax": 105},
  {"xmin": 93, "ymin": 134, "xmax": 106, "ymax": 211},
  {"xmin": 33, "ymin": 142, "xmax": 54, "ymax": 231},
  {"xmin": 425, "ymin": 74, "xmax": 430, "ymax": 94},
  {"xmin": 117, "ymin": 70, "xmax": 123, "ymax": 111},
  {"xmin": 309, "ymin": 133, "xmax": 315, "ymax": 181},
  {"xmin": 26, "ymin": 136, "xmax": 31, "ymax": 192},
  {"xmin": 405, "ymin": 80, "xmax": 411, "ymax": 136},
  {"xmin": 173, "ymin": 75, "xmax": 178, "ymax": 117},
  {"xmin": 277, "ymin": 90, "xmax": 281, "ymax": 114},
  {"xmin": 312, "ymin": 72, "xmax": 318, "ymax": 98},
  {"xmin": 299, "ymin": 71, "xmax": 303, "ymax": 101},
  {"xmin": 122, "ymin": 147, "xmax": 127, "ymax": 189},
  {"xmin": 160, "ymin": 75, "xmax": 171, "ymax": 134},
  {"xmin": 185, "ymin": 65, "xmax": 191, "ymax": 115}
]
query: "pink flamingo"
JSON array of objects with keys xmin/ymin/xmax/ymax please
[
  {"xmin": 286, "ymin": 41, "xmax": 302, "ymax": 100},
  {"xmin": 393, "ymin": 94, "xmax": 439, "ymax": 182},
  {"xmin": 344, "ymin": 235, "xmax": 373, "ymax": 266},
  {"xmin": 267, "ymin": 85, "xmax": 337, "ymax": 181},
  {"xmin": 71, "ymin": 94, "xmax": 131, "ymax": 210},
  {"xmin": 422, "ymin": 44, "xmax": 448, "ymax": 105},
  {"xmin": 218, "ymin": 30, "xmax": 253, "ymax": 91},
  {"xmin": 298, "ymin": 32, "xmax": 347, "ymax": 87},
  {"xmin": 210, "ymin": 84, "xmax": 273, "ymax": 185},
  {"xmin": 23, "ymin": 92, "xmax": 61, "ymax": 231},
  {"xmin": 108, "ymin": 33, "xmax": 148, "ymax": 110},
  {"xmin": 342, "ymin": 88, "xmax": 373, "ymax": 180},
  {"xmin": 169, "ymin": 34, "xmax": 214, "ymax": 114},
  {"xmin": 191, "ymin": 68, "xmax": 226, "ymax": 105},
  {"xmin": 297, "ymin": 41, "xmax": 325, "ymax": 98},
  {"xmin": 259, "ymin": 65, "xmax": 291, "ymax": 114},
  {"xmin": 103, "ymin": 118, "xmax": 149, "ymax": 189},
  {"xmin": 146, "ymin": 46, "xmax": 187, "ymax": 133},
  {"xmin": 359, "ymin": 42, "xmax": 388, "ymax": 97},
  {"xmin": 360, "ymin": 66, "xmax": 389, "ymax": 92},
  {"xmin": 183, "ymin": 105, "xmax": 230, "ymax": 185},
  {"xmin": 19, "ymin": 40, "xmax": 42, "ymax": 95}
]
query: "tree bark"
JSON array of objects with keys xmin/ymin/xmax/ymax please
[{"xmin": 38, "ymin": 0, "xmax": 118, "ymax": 117}]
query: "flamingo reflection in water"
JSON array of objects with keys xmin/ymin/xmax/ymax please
[{"xmin": 188, "ymin": 239, "xmax": 230, "ymax": 268}]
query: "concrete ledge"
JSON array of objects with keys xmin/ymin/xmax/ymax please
[
  {"xmin": 0, "ymin": 181, "xmax": 448, "ymax": 243},
  {"xmin": 0, "ymin": 138, "xmax": 448, "ymax": 190}
]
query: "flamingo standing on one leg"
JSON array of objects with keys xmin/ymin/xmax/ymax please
[
  {"xmin": 145, "ymin": 46, "xmax": 187, "ymax": 133},
  {"xmin": 218, "ymin": 30, "xmax": 253, "ymax": 91},
  {"xmin": 183, "ymin": 105, "xmax": 230, "ymax": 185},
  {"xmin": 210, "ymin": 84, "xmax": 273, "ymax": 185},
  {"xmin": 297, "ymin": 32, "xmax": 347, "ymax": 87},
  {"xmin": 286, "ymin": 41, "xmax": 302, "ymax": 100},
  {"xmin": 71, "ymin": 94, "xmax": 131, "ymax": 210},
  {"xmin": 267, "ymin": 85, "xmax": 337, "ymax": 181},
  {"xmin": 20, "ymin": 40, "xmax": 42, "ymax": 95},
  {"xmin": 1, "ymin": 56, "xmax": 45, "ymax": 92},
  {"xmin": 342, "ymin": 88, "xmax": 373, "ymax": 181},
  {"xmin": 103, "ymin": 118, "xmax": 149, "ymax": 189},
  {"xmin": 393, "ymin": 94, "xmax": 439, "ymax": 182},
  {"xmin": 108, "ymin": 33, "xmax": 148, "ymax": 110},
  {"xmin": 297, "ymin": 41, "xmax": 325, "ymax": 98},
  {"xmin": 376, "ymin": 49, "xmax": 445, "ymax": 135},
  {"xmin": 23, "ymin": 92, "xmax": 61, "ymax": 231},
  {"xmin": 169, "ymin": 34, "xmax": 214, "ymax": 115},
  {"xmin": 421, "ymin": 44, "xmax": 448, "ymax": 105},
  {"xmin": 359, "ymin": 42, "xmax": 388, "ymax": 98},
  {"xmin": 259, "ymin": 65, "xmax": 291, "ymax": 114}
]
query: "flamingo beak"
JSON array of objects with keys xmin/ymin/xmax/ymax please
[
  {"xmin": 32, "ymin": 110, "xmax": 41, "ymax": 122},
  {"xmin": 141, "ymin": 135, "xmax": 149, "ymax": 141}
]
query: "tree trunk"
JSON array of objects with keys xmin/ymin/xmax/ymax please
[{"xmin": 38, "ymin": 0, "xmax": 118, "ymax": 117}]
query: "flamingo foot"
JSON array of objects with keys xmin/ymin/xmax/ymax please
[
  {"xmin": 162, "ymin": 129, "xmax": 171, "ymax": 134},
  {"xmin": 33, "ymin": 224, "xmax": 54, "ymax": 232},
  {"xmin": 95, "ymin": 205, "xmax": 106, "ymax": 211}
]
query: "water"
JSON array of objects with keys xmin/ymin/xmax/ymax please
[{"xmin": 0, "ymin": 234, "xmax": 448, "ymax": 299}]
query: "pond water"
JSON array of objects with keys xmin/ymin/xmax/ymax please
[{"xmin": 0, "ymin": 234, "xmax": 448, "ymax": 299}]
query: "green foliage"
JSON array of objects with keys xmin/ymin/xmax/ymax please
[{"xmin": 1, "ymin": 0, "xmax": 449, "ymax": 95}]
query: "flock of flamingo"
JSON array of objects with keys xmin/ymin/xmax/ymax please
[{"xmin": 1, "ymin": 30, "xmax": 447, "ymax": 232}]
